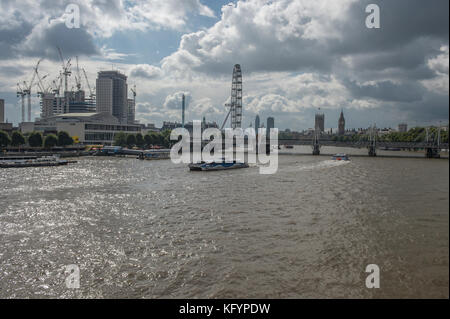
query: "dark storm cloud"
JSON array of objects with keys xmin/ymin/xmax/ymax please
[
  {"xmin": 20, "ymin": 22, "xmax": 99, "ymax": 60},
  {"xmin": 345, "ymin": 79, "xmax": 424, "ymax": 103},
  {"xmin": 335, "ymin": 0, "xmax": 449, "ymax": 55},
  {"xmin": 340, "ymin": 37, "xmax": 442, "ymax": 81},
  {"xmin": 166, "ymin": 0, "xmax": 448, "ymax": 86},
  {"xmin": 0, "ymin": 11, "xmax": 34, "ymax": 59},
  {"xmin": 0, "ymin": 19, "xmax": 99, "ymax": 61},
  {"xmin": 397, "ymin": 93, "xmax": 449, "ymax": 124},
  {"xmin": 0, "ymin": 65, "xmax": 26, "ymax": 77}
]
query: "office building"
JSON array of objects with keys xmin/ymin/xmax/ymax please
[
  {"xmin": 22, "ymin": 112, "xmax": 141, "ymax": 145},
  {"xmin": 96, "ymin": 71, "xmax": 128, "ymax": 124}
]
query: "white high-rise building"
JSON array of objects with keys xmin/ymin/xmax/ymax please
[{"xmin": 96, "ymin": 71, "xmax": 128, "ymax": 123}]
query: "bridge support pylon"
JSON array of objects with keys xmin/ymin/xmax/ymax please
[
  {"xmin": 367, "ymin": 124, "xmax": 377, "ymax": 157},
  {"xmin": 312, "ymin": 129, "xmax": 321, "ymax": 155},
  {"xmin": 425, "ymin": 147, "xmax": 440, "ymax": 158},
  {"xmin": 312, "ymin": 144, "xmax": 320, "ymax": 155}
]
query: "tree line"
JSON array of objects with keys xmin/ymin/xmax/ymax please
[
  {"xmin": 113, "ymin": 131, "xmax": 172, "ymax": 148},
  {"xmin": 0, "ymin": 130, "xmax": 74, "ymax": 149},
  {"xmin": 331, "ymin": 127, "xmax": 448, "ymax": 143}
]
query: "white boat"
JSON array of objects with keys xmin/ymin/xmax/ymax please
[
  {"xmin": 0, "ymin": 155, "xmax": 69, "ymax": 168},
  {"xmin": 332, "ymin": 153, "xmax": 350, "ymax": 161},
  {"xmin": 189, "ymin": 159, "xmax": 249, "ymax": 171}
]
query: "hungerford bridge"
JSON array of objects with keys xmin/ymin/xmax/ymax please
[
  {"xmin": 187, "ymin": 126, "xmax": 447, "ymax": 159},
  {"xmin": 278, "ymin": 126, "xmax": 448, "ymax": 158}
]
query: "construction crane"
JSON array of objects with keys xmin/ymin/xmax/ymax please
[
  {"xmin": 52, "ymin": 72, "xmax": 63, "ymax": 96},
  {"xmin": 82, "ymin": 68, "xmax": 95, "ymax": 99},
  {"xmin": 130, "ymin": 84, "xmax": 136, "ymax": 102},
  {"xmin": 22, "ymin": 59, "xmax": 41, "ymax": 122},
  {"xmin": 75, "ymin": 56, "xmax": 82, "ymax": 91},
  {"xmin": 16, "ymin": 83, "xmax": 26, "ymax": 123},
  {"xmin": 57, "ymin": 47, "xmax": 72, "ymax": 94},
  {"xmin": 34, "ymin": 65, "xmax": 50, "ymax": 96}
]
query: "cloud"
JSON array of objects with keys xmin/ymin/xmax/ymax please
[
  {"xmin": 129, "ymin": 64, "xmax": 162, "ymax": 79},
  {"xmin": 421, "ymin": 46, "xmax": 449, "ymax": 95},
  {"xmin": 0, "ymin": 0, "xmax": 448, "ymax": 129},
  {"xmin": 163, "ymin": 91, "xmax": 192, "ymax": 110},
  {"xmin": 19, "ymin": 20, "xmax": 99, "ymax": 60},
  {"xmin": 128, "ymin": 0, "xmax": 216, "ymax": 31},
  {"xmin": 0, "ymin": 0, "xmax": 216, "ymax": 60},
  {"xmin": 344, "ymin": 80, "xmax": 424, "ymax": 103}
]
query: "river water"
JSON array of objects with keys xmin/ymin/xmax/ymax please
[{"xmin": 0, "ymin": 148, "xmax": 448, "ymax": 298}]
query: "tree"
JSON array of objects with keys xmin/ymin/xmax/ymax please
[
  {"xmin": 44, "ymin": 134, "xmax": 58, "ymax": 149},
  {"xmin": 144, "ymin": 134, "xmax": 154, "ymax": 147},
  {"xmin": 57, "ymin": 131, "xmax": 74, "ymax": 147},
  {"xmin": 126, "ymin": 134, "xmax": 136, "ymax": 148},
  {"xmin": 163, "ymin": 135, "xmax": 170, "ymax": 148},
  {"xmin": 114, "ymin": 132, "xmax": 127, "ymax": 147},
  {"xmin": 0, "ymin": 130, "xmax": 10, "ymax": 149},
  {"xmin": 28, "ymin": 132, "xmax": 43, "ymax": 148},
  {"xmin": 136, "ymin": 133, "xmax": 144, "ymax": 148},
  {"xmin": 11, "ymin": 131, "xmax": 25, "ymax": 147}
]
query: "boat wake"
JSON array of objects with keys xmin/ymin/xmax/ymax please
[{"xmin": 297, "ymin": 160, "xmax": 350, "ymax": 171}]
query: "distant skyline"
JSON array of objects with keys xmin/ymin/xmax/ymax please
[{"xmin": 0, "ymin": 0, "xmax": 448, "ymax": 130}]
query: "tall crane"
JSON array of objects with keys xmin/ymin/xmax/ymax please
[
  {"xmin": 75, "ymin": 56, "xmax": 82, "ymax": 91},
  {"xmin": 57, "ymin": 47, "xmax": 72, "ymax": 93},
  {"xmin": 52, "ymin": 72, "xmax": 63, "ymax": 96},
  {"xmin": 34, "ymin": 65, "xmax": 50, "ymax": 96},
  {"xmin": 130, "ymin": 85, "xmax": 136, "ymax": 102},
  {"xmin": 16, "ymin": 83, "xmax": 26, "ymax": 123},
  {"xmin": 22, "ymin": 59, "xmax": 41, "ymax": 122},
  {"xmin": 82, "ymin": 68, "xmax": 95, "ymax": 99}
]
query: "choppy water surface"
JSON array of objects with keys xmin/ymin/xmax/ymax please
[{"xmin": 0, "ymin": 149, "xmax": 448, "ymax": 298}]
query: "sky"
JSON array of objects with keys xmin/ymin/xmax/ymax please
[{"xmin": 0, "ymin": 0, "xmax": 448, "ymax": 131}]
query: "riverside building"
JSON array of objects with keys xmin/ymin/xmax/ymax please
[{"xmin": 21, "ymin": 112, "xmax": 141, "ymax": 145}]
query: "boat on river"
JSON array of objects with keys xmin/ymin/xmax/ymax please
[
  {"xmin": 137, "ymin": 150, "xmax": 171, "ymax": 160},
  {"xmin": 332, "ymin": 153, "xmax": 350, "ymax": 161},
  {"xmin": 189, "ymin": 159, "xmax": 249, "ymax": 171},
  {"xmin": 0, "ymin": 155, "xmax": 69, "ymax": 168}
]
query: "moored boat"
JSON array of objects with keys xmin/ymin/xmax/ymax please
[{"xmin": 138, "ymin": 150, "xmax": 171, "ymax": 160}]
